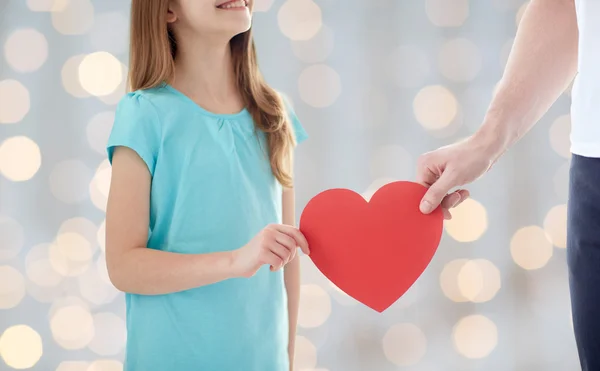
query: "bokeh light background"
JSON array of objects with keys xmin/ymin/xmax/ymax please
[{"xmin": 0, "ymin": 0, "xmax": 578, "ymax": 370}]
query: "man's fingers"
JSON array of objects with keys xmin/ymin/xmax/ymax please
[
  {"xmin": 443, "ymin": 208, "xmax": 452, "ymax": 220},
  {"xmin": 416, "ymin": 163, "xmax": 439, "ymax": 187},
  {"xmin": 441, "ymin": 192, "xmax": 462, "ymax": 210},
  {"xmin": 457, "ymin": 189, "xmax": 470, "ymax": 201},
  {"xmin": 420, "ymin": 171, "xmax": 457, "ymax": 214}
]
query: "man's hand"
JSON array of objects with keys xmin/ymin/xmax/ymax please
[
  {"xmin": 416, "ymin": 0, "xmax": 578, "ymax": 220},
  {"xmin": 416, "ymin": 135, "xmax": 499, "ymax": 219}
]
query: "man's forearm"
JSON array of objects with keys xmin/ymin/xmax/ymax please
[{"xmin": 476, "ymin": 0, "xmax": 578, "ymax": 159}]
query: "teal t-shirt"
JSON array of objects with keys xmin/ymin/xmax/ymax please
[{"xmin": 106, "ymin": 85, "xmax": 308, "ymax": 371}]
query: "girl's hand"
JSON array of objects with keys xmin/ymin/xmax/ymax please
[{"xmin": 231, "ymin": 224, "xmax": 310, "ymax": 278}]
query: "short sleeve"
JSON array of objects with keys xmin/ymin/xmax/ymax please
[
  {"xmin": 283, "ymin": 97, "xmax": 308, "ymax": 145},
  {"xmin": 106, "ymin": 92, "xmax": 161, "ymax": 176}
]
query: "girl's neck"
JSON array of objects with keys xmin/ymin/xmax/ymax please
[{"xmin": 170, "ymin": 35, "xmax": 243, "ymax": 113}]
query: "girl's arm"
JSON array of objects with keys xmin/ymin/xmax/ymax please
[
  {"xmin": 105, "ymin": 147, "xmax": 238, "ymax": 295},
  {"xmin": 106, "ymin": 147, "xmax": 308, "ymax": 295},
  {"xmin": 283, "ymin": 185, "xmax": 301, "ymax": 370}
]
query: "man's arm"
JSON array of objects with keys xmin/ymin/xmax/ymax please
[
  {"xmin": 476, "ymin": 0, "xmax": 579, "ymax": 158},
  {"xmin": 283, "ymin": 186, "xmax": 301, "ymax": 370},
  {"xmin": 418, "ymin": 0, "xmax": 578, "ymax": 213}
]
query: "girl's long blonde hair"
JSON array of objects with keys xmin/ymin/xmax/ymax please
[{"xmin": 129, "ymin": 0, "xmax": 296, "ymax": 187}]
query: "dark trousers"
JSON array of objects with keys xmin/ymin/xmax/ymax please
[{"xmin": 568, "ymin": 154, "xmax": 600, "ymax": 370}]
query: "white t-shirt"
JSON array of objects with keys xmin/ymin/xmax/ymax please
[{"xmin": 571, "ymin": 0, "xmax": 600, "ymax": 157}]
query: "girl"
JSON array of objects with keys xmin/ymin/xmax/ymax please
[{"xmin": 105, "ymin": 0, "xmax": 310, "ymax": 370}]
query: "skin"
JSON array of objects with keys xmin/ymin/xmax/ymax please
[
  {"xmin": 416, "ymin": 0, "xmax": 579, "ymax": 216},
  {"xmin": 106, "ymin": 0, "xmax": 309, "ymax": 368}
]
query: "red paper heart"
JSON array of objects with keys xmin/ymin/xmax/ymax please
[{"xmin": 299, "ymin": 181, "xmax": 444, "ymax": 312}]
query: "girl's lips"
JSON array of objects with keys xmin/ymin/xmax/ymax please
[{"xmin": 216, "ymin": 0, "xmax": 248, "ymax": 9}]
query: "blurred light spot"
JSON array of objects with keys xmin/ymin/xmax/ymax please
[
  {"xmin": 553, "ymin": 161, "xmax": 569, "ymax": 202},
  {"xmin": 254, "ymin": 0, "xmax": 275, "ymax": 11},
  {"xmin": 413, "ymin": 85, "xmax": 458, "ymax": 130},
  {"xmin": 362, "ymin": 178, "xmax": 397, "ymax": 202},
  {"xmin": 98, "ymin": 63, "xmax": 128, "ymax": 105},
  {"xmin": 0, "ymin": 325, "xmax": 43, "ymax": 369},
  {"xmin": 278, "ymin": 0, "xmax": 322, "ymax": 41},
  {"xmin": 57, "ymin": 361, "xmax": 90, "ymax": 371},
  {"xmin": 298, "ymin": 284, "xmax": 332, "ymax": 328},
  {"xmin": 0, "ymin": 136, "xmax": 41, "ymax": 182},
  {"xmin": 90, "ymin": 160, "xmax": 112, "ymax": 212},
  {"xmin": 516, "ymin": 2, "xmax": 530, "ymax": 27},
  {"xmin": 90, "ymin": 12, "xmax": 128, "ymax": 55},
  {"xmin": 87, "ymin": 360, "xmax": 123, "ymax": 371},
  {"xmin": 291, "ymin": 25, "xmax": 334, "ymax": 63},
  {"xmin": 79, "ymin": 52, "xmax": 123, "ymax": 97},
  {"xmin": 511, "ymin": 226, "xmax": 553, "ymax": 270},
  {"xmin": 78, "ymin": 262, "xmax": 119, "ymax": 306},
  {"xmin": 0, "ymin": 266, "xmax": 25, "ymax": 309},
  {"xmin": 439, "ymin": 38, "xmax": 482, "ymax": 82},
  {"xmin": 370, "ymin": 145, "xmax": 413, "ymax": 182},
  {"xmin": 26, "ymin": 244, "xmax": 64, "ymax": 287},
  {"xmin": 98, "ymin": 220, "xmax": 106, "ymax": 253},
  {"xmin": 87, "ymin": 112, "xmax": 115, "ymax": 155},
  {"xmin": 51, "ymin": 305, "xmax": 95, "ymax": 349},
  {"xmin": 50, "ymin": 160, "xmax": 93, "ymax": 204},
  {"xmin": 59, "ymin": 218, "xmax": 99, "ymax": 250},
  {"xmin": 52, "ymin": 0, "xmax": 95, "ymax": 35},
  {"xmin": 549, "ymin": 115, "xmax": 572, "ymax": 159},
  {"xmin": 49, "ymin": 232, "xmax": 93, "ymax": 277},
  {"xmin": 382, "ymin": 323, "xmax": 427, "ymax": 366},
  {"xmin": 294, "ymin": 336, "xmax": 317, "ymax": 369},
  {"xmin": 0, "ymin": 79, "xmax": 30, "ymax": 124},
  {"xmin": 425, "ymin": 0, "xmax": 469, "ymax": 27},
  {"xmin": 27, "ymin": 0, "xmax": 68, "ymax": 11},
  {"xmin": 500, "ymin": 38, "xmax": 514, "ymax": 70},
  {"xmin": 544, "ymin": 204, "xmax": 567, "ymax": 249},
  {"xmin": 4, "ymin": 28, "xmax": 48, "ymax": 72},
  {"xmin": 388, "ymin": 45, "xmax": 430, "ymax": 88},
  {"xmin": 440, "ymin": 259, "xmax": 469, "ymax": 302},
  {"xmin": 444, "ymin": 198, "xmax": 488, "ymax": 242},
  {"xmin": 0, "ymin": 216, "xmax": 24, "ymax": 261},
  {"xmin": 298, "ymin": 64, "xmax": 341, "ymax": 108},
  {"xmin": 62, "ymin": 55, "xmax": 91, "ymax": 98},
  {"xmin": 457, "ymin": 259, "xmax": 501, "ymax": 303},
  {"xmin": 88, "ymin": 313, "xmax": 126, "ymax": 356},
  {"xmin": 453, "ymin": 315, "xmax": 497, "ymax": 359}
]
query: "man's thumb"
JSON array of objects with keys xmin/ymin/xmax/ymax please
[{"xmin": 420, "ymin": 172, "xmax": 455, "ymax": 214}]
